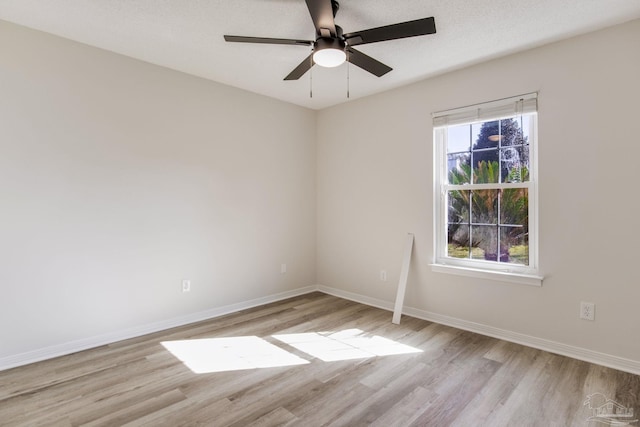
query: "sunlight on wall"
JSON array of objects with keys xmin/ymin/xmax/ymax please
[
  {"xmin": 273, "ymin": 329, "xmax": 423, "ymax": 362},
  {"xmin": 162, "ymin": 329, "xmax": 422, "ymax": 374},
  {"xmin": 161, "ymin": 336, "xmax": 309, "ymax": 374}
]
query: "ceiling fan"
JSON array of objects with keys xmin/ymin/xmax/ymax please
[{"xmin": 224, "ymin": 0, "xmax": 436, "ymax": 80}]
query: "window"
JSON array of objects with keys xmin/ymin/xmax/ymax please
[{"xmin": 432, "ymin": 93, "xmax": 542, "ymax": 286}]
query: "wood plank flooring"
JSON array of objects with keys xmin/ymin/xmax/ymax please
[{"xmin": 1, "ymin": 292, "xmax": 639, "ymax": 426}]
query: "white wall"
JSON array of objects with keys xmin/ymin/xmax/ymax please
[
  {"xmin": 317, "ymin": 19, "xmax": 640, "ymax": 362},
  {"xmin": 0, "ymin": 21, "xmax": 316, "ymax": 360}
]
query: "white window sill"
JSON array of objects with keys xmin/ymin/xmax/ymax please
[{"xmin": 430, "ymin": 264, "xmax": 543, "ymax": 287}]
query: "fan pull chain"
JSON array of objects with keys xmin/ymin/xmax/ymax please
[
  {"xmin": 309, "ymin": 54, "xmax": 313, "ymax": 98},
  {"xmin": 347, "ymin": 55, "xmax": 350, "ymax": 99}
]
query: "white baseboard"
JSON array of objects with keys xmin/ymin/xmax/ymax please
[
  {"xmin": 0, "ymin": 285, "xmax": 317, "ymax": 372},
  {"xmin": 316, "ymin": 285, "xmax": 640, "ymax": 376},
  {"xmin": 4, "ymin": 284, "xmax": 639, "ymax": 376}
]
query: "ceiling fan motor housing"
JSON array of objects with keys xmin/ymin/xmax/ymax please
[{"xmin": 314, "ymin": 37, "xmax": 345, "ymax": 53}]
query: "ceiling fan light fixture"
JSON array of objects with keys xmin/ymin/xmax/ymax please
[
  {"xmin": 313, "ymin": 48, "xmax": 346, "ymax": 67},
  {"xmin": 313, "ymin": 38, "xmax": 346, "ymax": 68}
]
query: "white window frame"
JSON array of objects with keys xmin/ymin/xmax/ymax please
[{"xmin": 431, "ymin": 93, "xmax": 543, "ymax": 286}]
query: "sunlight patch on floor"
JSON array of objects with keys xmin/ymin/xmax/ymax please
[
  {"xmin": 162, "ymin": 329, "xmax": 422, "ymax": 373},
  {"xmin": 272, "ymin": 328, "xmax": 423, "ymax": 362},
  {"xmin": 161, "ymin": 336, "xmax": 309, "ymax": 374}
]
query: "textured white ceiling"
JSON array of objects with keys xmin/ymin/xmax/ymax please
[{"xmin": 1, "ymin": 0, "xmax": 640, "ymax": 109}]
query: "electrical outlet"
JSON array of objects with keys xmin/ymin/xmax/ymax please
[
  {"xmin": 380, "ymin": 270, "xmax": 387, "ymax": 282},
  {"xmin": 182, "ymin": 280, "xmax": 191, "ymax": 293},
  {"xmin": 281, "ymin": 263, "xmax": 287, "ymax": 274},
  {"xmin": 580, "ymin": 302, "xmax": 595, "ymax": 321}
]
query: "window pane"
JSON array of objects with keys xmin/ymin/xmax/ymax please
[
  {"xmin": 471, "ymin": 122, "xmax": 483, "ymax": 148},
  {"xmin": 500, "ymin": 146, "xmax": 530, "ymax": 183},
  {"xmin": 448, "ymin": 224, "xmax": 470, "ymax": 259},
  {"xmin": 500, "ymin": 226, "xmax": 529, "ymax": 265},
  {"xmin": 520, "ymin": 114, "xmax": 533, "ymax": 146},
  {"xmin": 502, "ymin": 114, "xmax": 535, "ymax": 146},
  {"xmin": 472, "ymin": 190, "xmax": 498, "ymax": 225},
  {"xmin": 447, "ymin": 153, "xmax": 471, "ymax": 184},
  {"xmin": 447, "ymin": 124, "xmax": 471, "ymax": 154},
  {"xmin": 500, "ymin": 188, "xmax": 528, "ymax": 226},
  {"xmin": 471, "ymin": 225, "xmax": 498, "ymax": 261},
  {"xmin": 473, "ymin": 120, "xmax": 499, "ymax": 150},
  {"xmin": 499, "ymin": 117, "xmax": 526, "ymax": 146},
  {"xmin": 500, "ymin": 188, "xmax": 529, "ymax": 265},
  {"xmin": 472, "ymin": 151, "xmax": 499, "ymax": 183},
  {"xmin": 448, "ymin": 190, "xmax": 470, "ymax": 223}
]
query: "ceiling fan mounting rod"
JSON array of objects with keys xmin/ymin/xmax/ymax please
[{"xmin": 319, "ymin": 1, "xmax": 340, "ymax": 38}]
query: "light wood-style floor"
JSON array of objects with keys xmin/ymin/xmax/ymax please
[{"xmin": 1, "ymin": 292, "xmax": 639, "ymax": 426}]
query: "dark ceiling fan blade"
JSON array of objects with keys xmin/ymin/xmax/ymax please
[
  {"xmin": 305, "ymin": 0, "xmax": 337, "ymax": 37},
  {"xmin": 344, "ymin": 17, "xmax": 436, "ymax": 46},
  {"xmin": 284, "ymin": 54, "xmax": 315, "ymax": 80},
  {"xmin": 346, "ymin": 47, "xmax": 392, "ymax": 77},
  {"xmin": 224, "ymin": 35, "xmax": 313, "ymax": 46}
]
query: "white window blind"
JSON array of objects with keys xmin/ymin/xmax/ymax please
[{"xmin": 433, "ymin": 93, "xmax": 538, "ymax": 128}]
